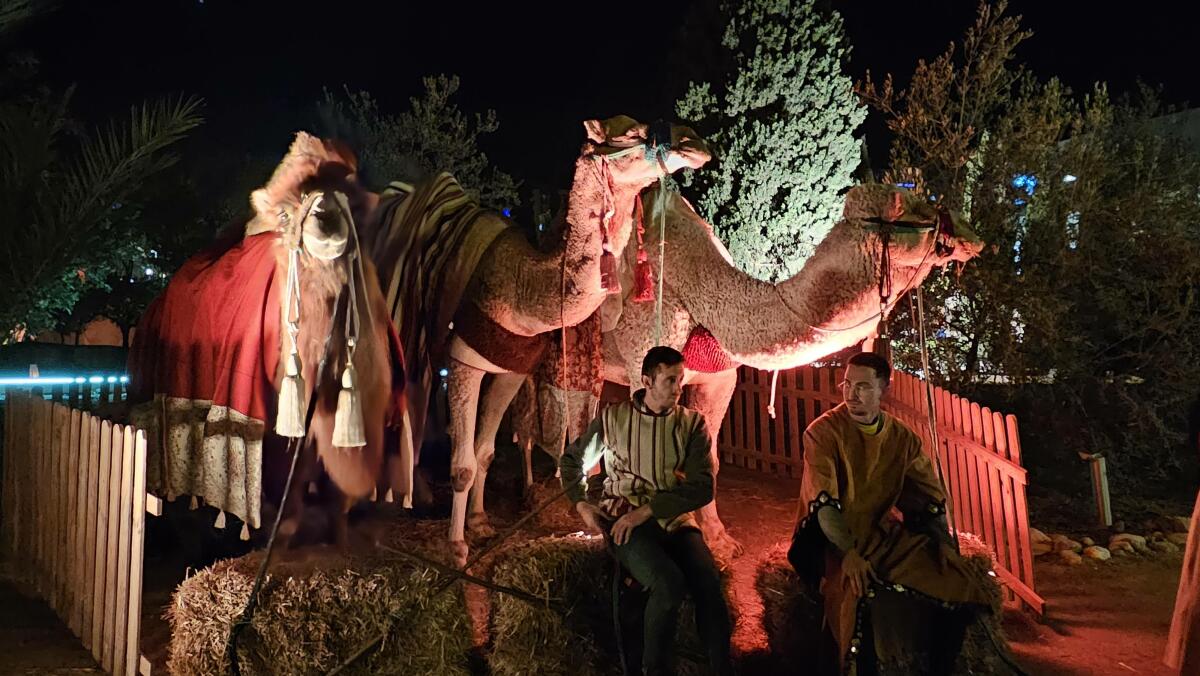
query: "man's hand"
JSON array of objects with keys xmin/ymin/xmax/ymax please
[
  {"xmin": 575, "ymin": 502, "xmax": 608, "ymax": 533},
  {"xmin": 610, "ymin": 504, "xmax": 654, "ymax": 545},
  {"xmin": 841, "ymin": 549, "xmax": 879, "ymax": 598}
]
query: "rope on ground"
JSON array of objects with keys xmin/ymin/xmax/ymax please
[{"xmin": 326, "ymin": 482, "xmax": 575, "ymax": 675}]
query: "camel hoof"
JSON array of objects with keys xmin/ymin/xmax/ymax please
[
  {"xmin": 708, "ymin": 530, "xmax": 745, "ymax": 565},
  {"xmin": 447, "ymin": 539, "xmax": 469, "ymax": 569},
  {"xmin": 467, "ymin": 512, "xmax": 497, "ymax": 538}
]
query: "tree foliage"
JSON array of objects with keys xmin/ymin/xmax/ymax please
[
  {"xmin": 318, "ymin": 75, "xmax": 520, "ymax": 210},
  {"xmin": 675, "ymin": 0, "xmax": 865, "ymax": 282},
  {"xmin": 0, "ymin": 2, "xmax": 203, "ymax": 339},
  {"xmin": 861, "ymin": 1, "xmax": 1200, "ymax": 498}
]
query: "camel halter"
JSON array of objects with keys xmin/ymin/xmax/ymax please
[{"xmin": 274, "ymin": 190, "xmax": 370, "ymax": 448}]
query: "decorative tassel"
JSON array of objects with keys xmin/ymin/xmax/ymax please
[
  {"xmin": 240, "ymin": 524, "xmax": 250, "ymax": 541},
  {"xmin": 275, "ymin": 352, "xmax": 306, "ymax": 438},
  {"xmin": 632, "ymin": 193, "xmax": 654, "ymax": 302},
  {"xmin": 633, "ymin": 249, "xmax": 655, "ymax": 302},
  {"xmin": 189, "ymin": 495, "xmax": 198, "ymax": 510},
  {"xmin": 332, "ymin": 364, "xmax": 366, "ymax": 447},
  {"xmin": 371, "ymin": 486, "xmax": 378, "ymax": 502},
  {"xmin": 599, "ymin": 248, "xmax": 618, "ymax": 294},
  {"xmin": 214, "ymin": 510, "xmax": 226, "ymax": 529},
  {"xmin": 385, "ymin": 488, "xmax": 395, "ymax": 503}
]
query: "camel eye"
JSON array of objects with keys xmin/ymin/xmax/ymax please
[{"xmin": 278, "ymin": 210, "xmax": 290, "ymax": 224}]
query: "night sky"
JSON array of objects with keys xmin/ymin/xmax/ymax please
[{"xmin": 12, "ymin": 0, "xmax": 1197, "ymax": 190}]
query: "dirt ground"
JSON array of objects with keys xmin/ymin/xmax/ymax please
[{"xmin": 0, "ymin": 452, "xmax": 1189, "ymax": 675}]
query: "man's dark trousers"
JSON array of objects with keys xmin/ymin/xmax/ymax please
[{"xmin": 613, "ymin": 521, "xmax": 733, "ymax": 675}]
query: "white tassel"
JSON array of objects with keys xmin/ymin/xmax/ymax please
[
  {"xmin": 214, "ymin": 511, "xmax": 226, "ymax": 529},
  {"xmin": 385, "ymin": 488, "xmax": 394, "ymax": 503},
  {"xmin": 332, "ymin": 364, "xmax": 365, "ymax": 447},
  {"xmin": 189, "ymin": 495, "xmax": 198, "ymax": 510},
  {"xmin": 240, "ymin": 524, "xmax": 250, "ymax": 541},
  {"xmin": 275, "ymin": 352, "xmax": 306, "ymax": 437}
]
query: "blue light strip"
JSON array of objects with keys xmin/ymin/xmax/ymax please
[{"xmin": 0, "ymin": 375, "xmax": 129, "ymax": 386}]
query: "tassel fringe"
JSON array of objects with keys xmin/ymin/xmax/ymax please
[
  {"xmin": 240, "ymin": 524, "xmax": 250, "ymax": 541},
  {"xmin": 633, "ymin": 250, "xmax": 655, "ymax": 302},
  {"xmin": 599, "ymin": 249, "xmax": 618, "ymax": 294},
  {"xmin": 214, "ymin": 510, "xmax": 226, "ymax": 529},
  {"xmin": 332, "ymin": 364, "xmax": 366, "ymax": 447},
  {"xmin": 276, "ymin": 353, "xmax": 306, "ymax": 438}
]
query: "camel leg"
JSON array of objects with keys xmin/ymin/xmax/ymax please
[
  {"xmin": 521, "ymin": 438, "xmax": 535, "ymax": 489},
  {"xmin": 276, "ymin": 439, "xmax": 319, "ymax": 549},
  {"xmin": 467, "ymin": 371, "xmax": 526, "ymax": 537},
  {"xmin": 686, "ymin": 369, "xmax": 745, "ymax": 561},
  {"xmin": 446, "ymin": 359, "xmax": 484, "ymax": 563}
]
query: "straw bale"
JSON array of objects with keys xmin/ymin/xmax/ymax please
[
  {"xmin": 167, "ymin": 525, "xmax": 471, "ymax": 675},
  {"xmin": 756, "ymin": 533, "xmax": 1014, "ymax": 674},
  {"xmin": 488, "ymin": 533, "xmax": 735, "ymax": 676}
]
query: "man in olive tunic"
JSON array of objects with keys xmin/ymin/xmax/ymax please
[
  {"xmin": 788, "ymin": 352, "xmax": 993, "ymax": 674},
  {"xmin": 561, "ymin": 346, "xmax": 733, "ymax": 676}
]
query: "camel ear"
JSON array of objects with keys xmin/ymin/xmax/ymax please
[
  {"xmin": 245, "ymin": 188, "xmax": 277, "ymax": 236},
  {"xmin": 251, "ymin": 188, "xmax": 273, "ymax": 216},
  {"xmin": 584, "ymin": 119, "xmax": 606, "ymax": 143},
  {"xmin": 323, "ymin": 138, "xmax": 359, "ymax": 174}
]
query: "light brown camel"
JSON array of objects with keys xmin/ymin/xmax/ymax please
[
  {"xmin": 511, "ymin": 183, "xmax": 984, "ymax": 561},
  {"xmin": 128, "ymin": 133, "xmax": 406, "ymax": 548},
  {"xmin": 354, "ymin": 116, "xmax": 709, "ymax": 556}
]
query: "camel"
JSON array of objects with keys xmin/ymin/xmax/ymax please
[
  {"xmin": 352, "ymin": 116, "xmax": 709, "ymax": 556},
  {"xmin": 128, "ymin": 134, "xmax": 407, "ymax": 548},
  {"xmin": 511, "ymin": 183, "xmax": 984, "ymax": 561}
]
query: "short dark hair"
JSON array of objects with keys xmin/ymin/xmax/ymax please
[
  {"xmin": 847, "ymin": 351, "xmax": 892, "ymax": 386},
  {"xmin": 642, "ymin": 346, "xmax": 685, "ymax": 379}
]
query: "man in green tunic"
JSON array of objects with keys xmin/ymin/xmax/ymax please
[
  {"xmin": 561, "ymin": 346, "xmax": 733, "ymax": 676},
  {"xmin": 789, "ymin": 352, "xmax": 993, "ymax": 674}
]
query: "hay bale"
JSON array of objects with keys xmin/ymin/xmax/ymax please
[
  {"xmin": 756, "ymin": 534, "xmax": 1013, "ymax": 674},
  {"xmin": 488, "ymin": 534, "xmax": 735, "ymax": 676},
  {"xmin": 755, "ymin": 543, "xmax": 826, "ymax": 666},
  {"xmin": 167, "ymin": 546, "xmax": 472, "ymax": 675}
]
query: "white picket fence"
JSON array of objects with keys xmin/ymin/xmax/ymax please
[{"xmin": 2, "ymin": 390, "xmax": 159, "ymax": 674}]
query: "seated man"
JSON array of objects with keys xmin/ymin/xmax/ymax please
[
  {"xmin": 560, "ymin": 346, "xmax": 733, "ymax": 676},
  {"xmin": 788, "ymin": 351, "xmax": 993, "ymax": 675}
]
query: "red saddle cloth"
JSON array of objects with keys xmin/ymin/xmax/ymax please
[{"xmin": 128, "ymin": 231, "xmax": 282, "ymax": 424}]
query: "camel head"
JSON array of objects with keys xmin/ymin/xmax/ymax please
[
  {"xmin": 842, "ymin": 183, "xmax": 984, "ymax": 271},
  {"xmin": 581, "ymin": 115, "xmax": 711, "ymax": 189},
  {"xmin": 247, "ymin": 132, "xmax": 365, "ymax": 263}
]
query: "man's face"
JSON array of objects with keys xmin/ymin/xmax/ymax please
[
  {"xmin": 642, "ymin": 362, "xmax": 684, "ymax": 411},
  {"xmin": 842, "ymin": 364, "xmax": 885, "ymax": 422}
]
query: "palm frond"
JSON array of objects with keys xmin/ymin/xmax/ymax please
[
  {"xmin": 0, "ymin": 0, "xmax": 59, "ymax": 40},
  {"xmin": 57, "ymin": 93, "xmax": 203, "ymax": 233}
]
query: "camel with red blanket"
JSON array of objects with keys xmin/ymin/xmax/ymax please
[{"xmin": 127, "ymin": 134, "xmax": 409, "ymax": 547}]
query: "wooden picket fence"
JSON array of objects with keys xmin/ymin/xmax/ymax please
[
  {"xmin": 719, "ymin": 365, "xmax": 1044, "ymax": 614},
  {"xmin": 1, "ymin": 390, "xmax": 158, "ymax": 675}
]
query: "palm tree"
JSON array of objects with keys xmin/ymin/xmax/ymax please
[{"xmin": 0, "ymin": 0, "xmax": 203, "ymax": 338}]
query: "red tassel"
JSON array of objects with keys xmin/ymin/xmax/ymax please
[
  {"xmin": 633, "ymin": 249, "xmax": 654, "ymax": 302},
  {"xmin": 600, "ymin": 249, "xmax": 618, "ymax": 294}
]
